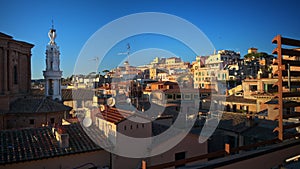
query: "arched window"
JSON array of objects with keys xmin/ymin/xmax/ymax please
[{"xmin": 50, "ymin": 61, "xmax": 53, "ymax": 69}]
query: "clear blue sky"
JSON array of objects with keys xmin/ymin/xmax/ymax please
[{"xmin": 1, "ymin": 0, "xmax": 300, "ymax": 79}]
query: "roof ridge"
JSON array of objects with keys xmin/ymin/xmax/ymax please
[{"xmin": 35, "ymin": 97, "xmax": 46, "ymax": 113}]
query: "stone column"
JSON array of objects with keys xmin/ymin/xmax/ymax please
[
  {"xmin": 4, "ymin": 48, "xmax": 8, "ymax": 93},
  {"xmin": 53, "ymin": 79, "xmax": 59, "ymax": 97},
  {"xmin": 28, "ymin": 54, "xmax": 31, "ymax": 93},
  {"xmin": 0, "ymin": 47, "xmax": 3, "ymax": 94},
  {"xmin": 45, "ymin": 78, "xmax": 49, "ymax": 96}
]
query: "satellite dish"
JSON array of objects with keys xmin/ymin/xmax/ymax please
[
  {"xmin": 83, "ymin": 117, "xmax": 92, "ymax": 127},
  {"xmin": 100, "ymin": 104, "xmax": 106, "ymax": 112},
  {"xmin": 107, "ymin": 97, "xmax": 116, "ymax": 107},
  {"xmin": 126, "ymin": 98, "xmax": 131, "ymax": 104},
  {"xmin": 75, "ymin": 111, "xmax": 85, "ymax": 119}
]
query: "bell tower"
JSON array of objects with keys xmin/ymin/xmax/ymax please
[{"xmin": 43, "ymin": 23, "xmax": 62, "ymax": 101}]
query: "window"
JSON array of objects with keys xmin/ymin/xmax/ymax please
[
  {"xmin": 124, "ymin": 125, "xmax": 127, "ymax": 130},
  {"xmin": 176, "ymin": 94, "xmax": 181, "ymax": 99},
  {"xmin": 13, "ymin": 65, "xmax": 18, "ymax": 84},
  {"xmin": 167, "ymin": 94, "xmax": 173, "ymax": 99},
  {"xmin": 175, "ymin": 152, "xmax": 186, "ymax": 168},
  {"xmin": 50, "ymin": 118, "xmax": 55, "ymax": 124},
  {"xmin": 29, "ymin": 119, "xmax": 35, "ymax": 125},
  {"xmin": 77, "ymin": 100, "xmax": 83, "ymax": 108},
  {"xmin": 136, "ymin": 124, "xmax": 139, "ymax": 129},
  {"xmin": 194, "ymin": 94, "xmax": 199, "ymax": 99},
  {"xmin": 250, "ymin": 85, "xmax": 258, "ymax": 91},
  {"xmin": 50, "ymin": 61, "xmax": 53, "ymax": 69},
  {"xmin": 142, "ymin": 124, "xmax": 145, "ymax": 128},
  {"xmin": 223, "ymin": 74, "xmax": 226, "ymax": 80},
  {"xmin": 48, "ymin": 79, "xmax": 53, "ymax": 95},
  {"xmin": 130, "ymin": 125, "xmax": 133, "ymax": 130}
]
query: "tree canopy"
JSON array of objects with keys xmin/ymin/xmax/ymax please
[{"xmin": 244, "ymin": 52, "xmax": 274, "ymax": 59}]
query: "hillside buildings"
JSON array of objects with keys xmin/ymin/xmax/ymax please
[
  {"xmin": 193, "ymin": 50, "xmax": 241, "ymax": 92},
  {"xmin": 1, "ymin": 25, "xmax": 300, "ymax": 169}
]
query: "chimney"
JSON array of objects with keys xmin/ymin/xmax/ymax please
[
  {"xmin": 225, "ymin": 143, "xmax": 230, "ymax": 155},
  {"xmin": 246, "ymin": 114, "xmax": 255, "ymax": 127},
  {"xmin": 55, "ymin": 126, "xmax": 69, "ymax": 148}
]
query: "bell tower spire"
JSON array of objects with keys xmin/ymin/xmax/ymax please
[{"xmin": 43, "ymin": 22, "xmax": 62, "ymax": 101}]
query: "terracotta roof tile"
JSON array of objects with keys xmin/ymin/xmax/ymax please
[
  {"xmin": 9, "ymin": 98, "xmax": 72, "ymax": 113},
  {"xmin": 31, "ymin": 89, "xmax": 95, "ymax": 101},
  {"xmin": 225, "ymin": 95, "xmax": 256, "ymax": 104},
  {"xmin": 95, "ymin": 107, "xmax": 133, "ymax": 124},
  {"xmin": 0, "ymin": 124, "xmax": 109, "ymax": 164},
  {"xmin": 164, "ymin": 88, "xmax": 216, "ymax": 94},
  {"xmin": 62, "ymin": 89, "xmax": 95, "ymax": 101}
]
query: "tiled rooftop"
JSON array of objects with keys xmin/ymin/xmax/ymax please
[
  {"xmin": 62, "ymin": 89, "xmax": 95, "ymax": 101},
  {"xmin": 150, "ymin": 81, "xmax": 178, "ymax": 86},
  {"xmin": 265, "ymin": 99, "xmax": 300, "ymax": 108},
  {"xmin": 225, "ymin": 95, "xmax": 256, "ymax": 104},
  {"xmin": 0, "ymin": 124, "xmax": 108, "ymax": 165},
  {"xmin": 217, "ymin": 112, "xmax": 250, "ymax": 133},
  {"xmin": 218, "ymin": 112, "xmax": 295, "ymax": 140},
  {"xmin": 95, "ymin": 107, "xmax": 133, "ymax": 124},
  {"xmin": 31, "ymin": 89, "xmax": 95, "ymax": 101},
  {"xmin": 164, "ymin": 88, "xmax": 216, "ymax": 94},
  {"xmin": 9, "ymin": 98, "xmax": 72, "ymax": 113}
]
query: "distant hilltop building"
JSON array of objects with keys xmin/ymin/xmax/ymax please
[
  {"xmin": 43, "ymin": 25, "xmax": 63, "ymax": 101},
  {"xmin": 248, "ymin": 47, "xmax": 258, "ymax": 54},
  {"xmin": 149, "ymin": 56, "xmax": 190, "ymax": 71}
]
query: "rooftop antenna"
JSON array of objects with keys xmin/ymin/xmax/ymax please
[
  {"xmin": 51, "ymin": 19, "xmax": 54, "ymax": 29},
  {"xmin": 88, "ymin": 56, "xmax": 100, "ymax": 72},
  {"xmin": 118, "ymin": 43, "xmax": 131, "ymax": 64}
]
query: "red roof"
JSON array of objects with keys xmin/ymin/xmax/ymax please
[
  {"xmin": 95, "ymin": 107, "xmax": 133, "ymax": 124},
  {"xmin": 150, "ymin": 81, "xmax": 178, "ymax": 86},
  {"xmin": 0, "ymin": 124, "xmax": 109, "ymax": 165},
  {"xmin": 163, "ymin": 88, "xmax": 216, "ymax": 94}
]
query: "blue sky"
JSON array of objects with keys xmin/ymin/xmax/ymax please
[{"xmin": 1, "ymin": 0, "xmax": 300, "ymax": 79}]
